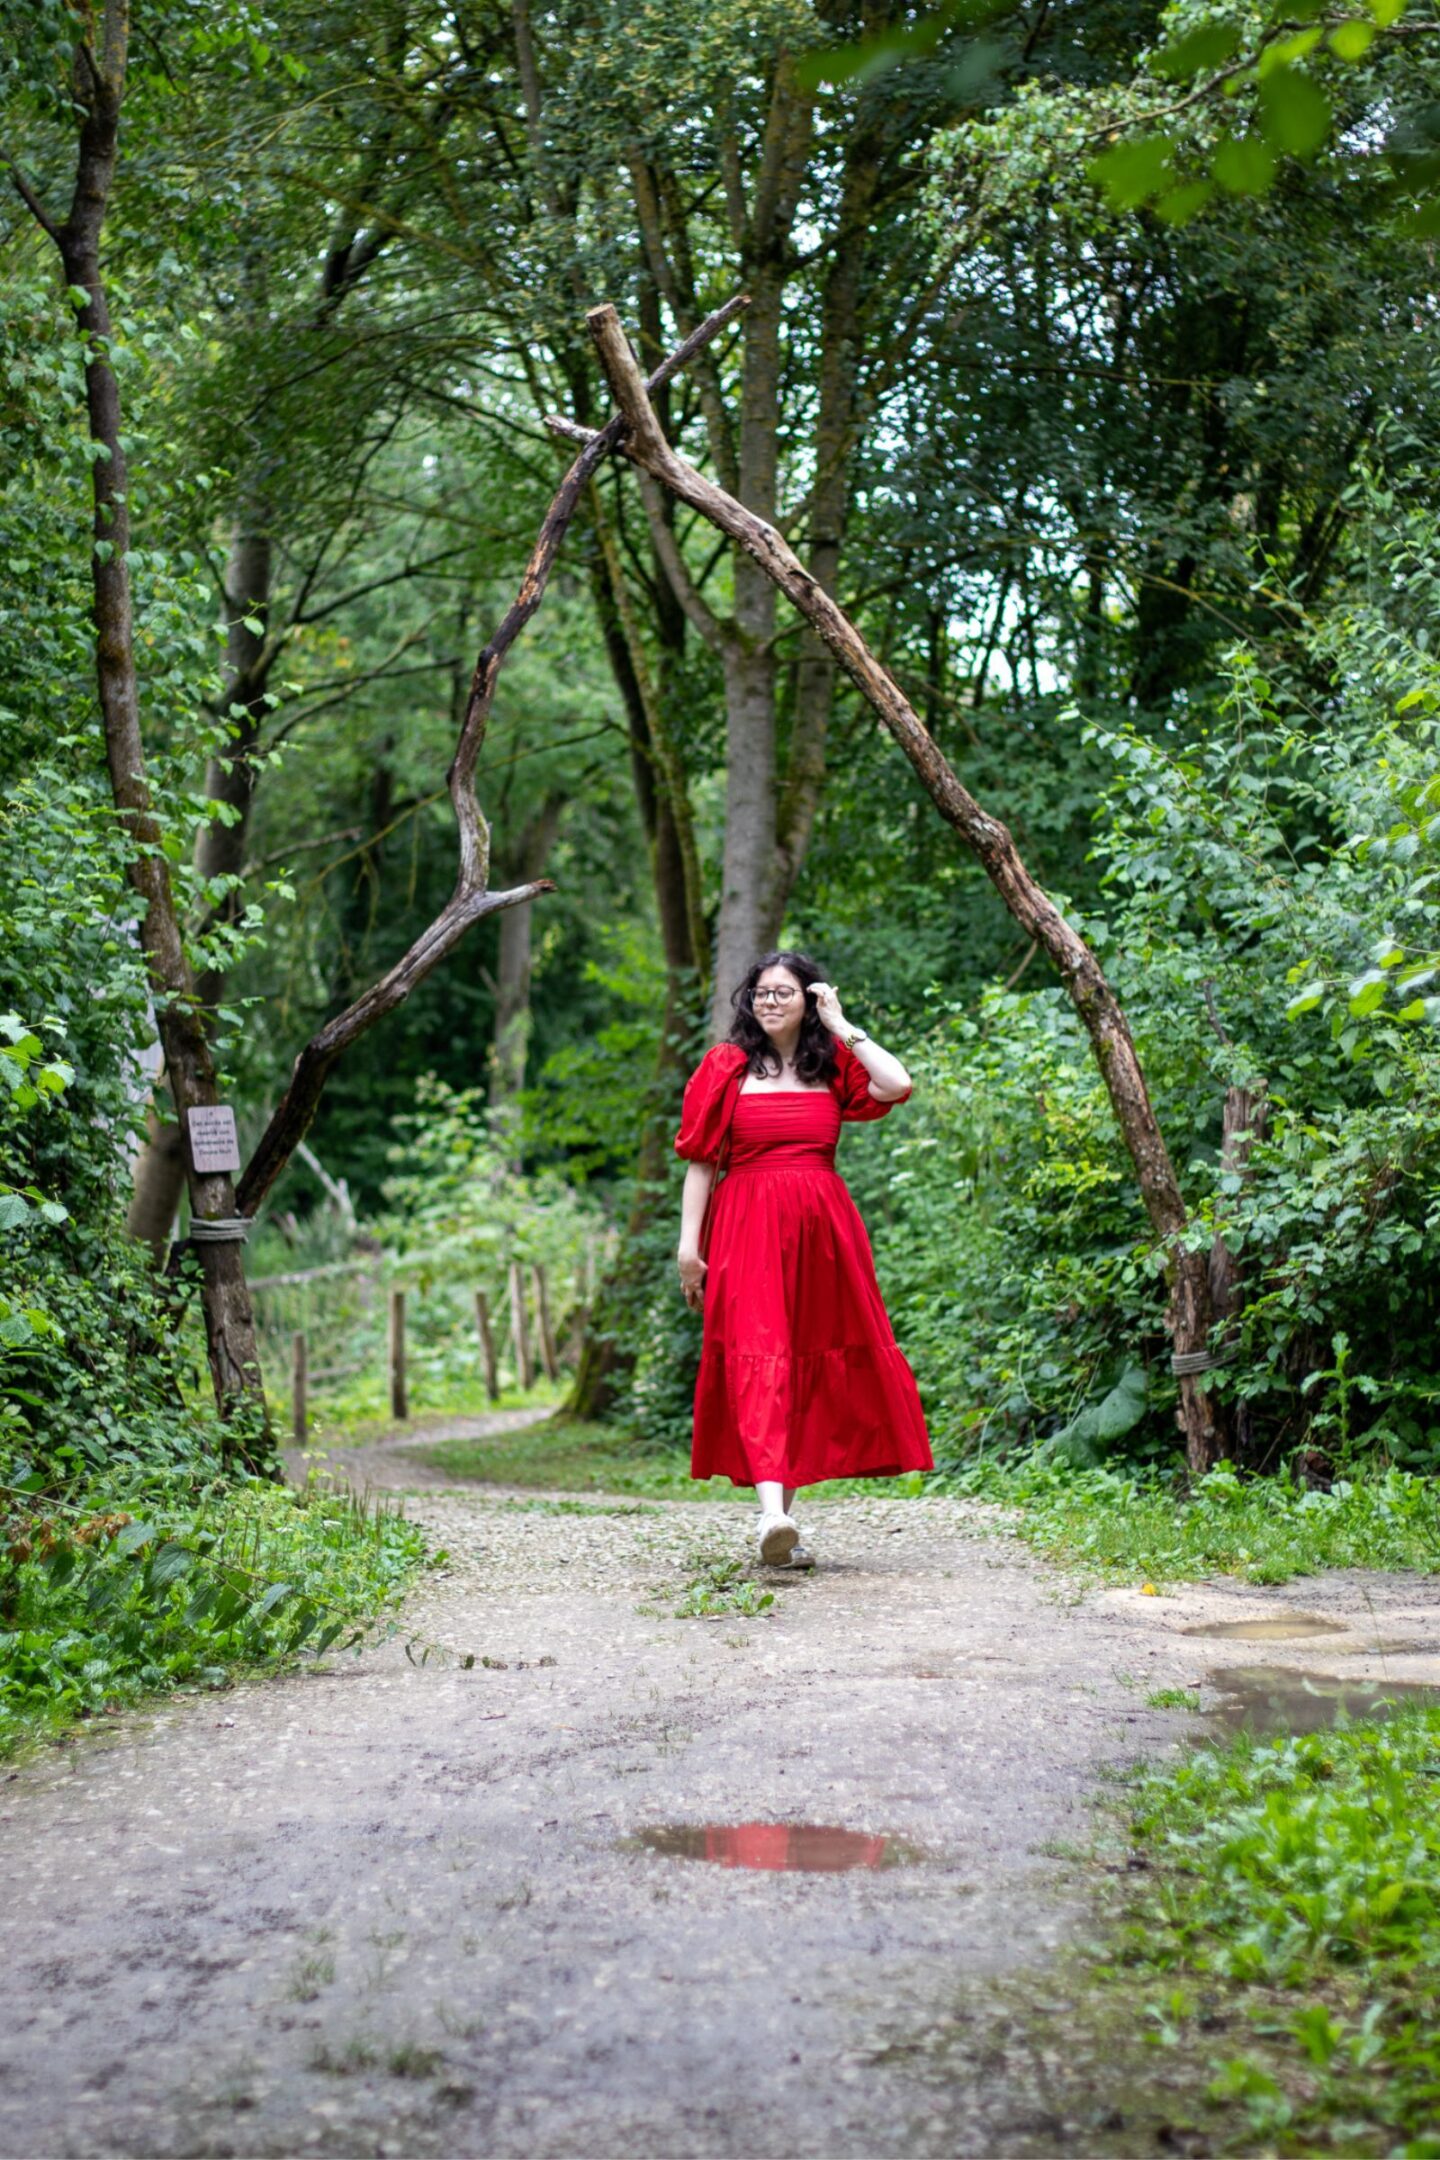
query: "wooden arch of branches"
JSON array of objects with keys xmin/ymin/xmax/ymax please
[{"xmin": 556, "ymin": 298, "xmax": 1237, "ymax": 1475}]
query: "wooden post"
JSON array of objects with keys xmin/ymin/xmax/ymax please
[
  {"xmin": 291, "ymin": 1330, "xmax": 307, "ymax": 1446},
  {"xmin": 508, "ymin": 1260, "xmax": 533, "ymax": 1390},
  {"xmin": 474, "ymin": 1289, "xmax": 500, "ymax": 1402},
  {"xmin": 533, "ymin": 1263, "xmax": 559, "ymax": 1382},
  {"xmin": 388, "ymin": 1287, "xmax": 407, "ymax": 1420}
]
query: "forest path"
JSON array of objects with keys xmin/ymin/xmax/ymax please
[{"xmin": 5, "ymin": 1434, "xmax": 1431, "ymax": 2159}]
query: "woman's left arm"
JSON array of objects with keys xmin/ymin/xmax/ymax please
[{"xmin": 810, "ymin": 983, "xmax": 911, "ymax": 1100}]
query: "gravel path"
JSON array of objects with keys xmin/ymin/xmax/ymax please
[{"xmin": 3, "ymin": 1424, "xmax": 1437, "ymax": 2159}]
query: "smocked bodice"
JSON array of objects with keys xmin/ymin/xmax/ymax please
[{"xmin": 726, "ymin": 1087, "xmax": 841, "ymax": 1171}]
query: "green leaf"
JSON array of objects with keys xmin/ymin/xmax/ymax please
[
  {"xmin": 112, "ymin": 1520, "xmax": 155, "ymax": 1557},
  {"xmin": 1213, "ymin": 134, "xmax": 1279, "ymax": 195},
  {"xmin": 1152, "ymin": 22, "xmax": 1240, "ymax": 79},
  {"xmin": 1285, "ymin": 988, "xmax": 1326, "ymax": 1018},
  {"xmin": 1259, "ymin": 28, "xmax": 1324, "ymax": 70},
  {"xmin": 1348, "ymin": 971, "xmax": 1388, "ymax": 1017},
  {"xmin": 1087, "ymin": 135, "xmax": 1176, "ymax": 210},
  {"xmin": 1258, "ymin": 67, "xmax": 1333, "ymax": 160},
  {"xmin": 1152, "ymin": 179, "xmax": 1216, "ymax": 225},
  {"xmin": 1369, "ymin": 0, "xmax": 1405, "ymax": 21},
  {"xmin": 1329, "ymin": 19, "xmax": 1377, "ymax": 59},
  {"xmin": 249, "ymin": 1579, "xmax": 293, "ymax": 1620},
  {"xmin": 1039, "ymin": 1365, "xmax": 1149, "ymax": 1468},
  {"xmin": 1399, "ymin": 197, "xmax": 1440, "ymax": 238},
  {"xmin": 148, "ymin": 1541, "xmax": 194, "ymax": 1589}
]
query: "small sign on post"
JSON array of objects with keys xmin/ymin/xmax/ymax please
[{"xmin": 187, "ymin": 1104, "xmax": 241, "ymax": 1175}]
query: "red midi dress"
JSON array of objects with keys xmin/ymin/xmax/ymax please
[{"xmin": 674, "ymin": 1041, "xmax": 934, "ymax": 1489}]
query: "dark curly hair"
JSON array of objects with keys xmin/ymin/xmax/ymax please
[{"xmin": 726, "ymin": 949, "xmax": 839, "ymax": 1085}]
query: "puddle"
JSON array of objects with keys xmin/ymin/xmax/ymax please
[
  {"xmin": 1183, "ymin": 1614, "xmax": 1347, "ymax": 1642},
  {"xmin": 1207, "ymin": 1664, "xmax": 1440, "ymax": 1737},
  {"xmin": 630, "ymin": 1822, "xmax": 921, "ymax": 1872}
]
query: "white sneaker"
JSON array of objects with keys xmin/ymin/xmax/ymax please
[{"xmin": 757, "ymin": 1512, "xmax": 800, "ymax": 1565}]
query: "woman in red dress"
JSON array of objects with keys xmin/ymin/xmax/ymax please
[{"xmin": 674, "ymin": 949, "xmax": 933, "ymax": 1566}]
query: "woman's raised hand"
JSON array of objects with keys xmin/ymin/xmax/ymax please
[{"xmin": 809, "ymin": 981, "xmax": 847, "ymax": 1034}]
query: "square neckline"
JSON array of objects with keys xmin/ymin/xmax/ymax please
[{"xmin": 736, "ymin": 1084, "xmax": 833, "ymax": 1097}]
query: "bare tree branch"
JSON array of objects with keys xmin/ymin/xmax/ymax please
[
  {"xmin": 3, "ymin": 156, "xmax": 62, "ymax": 245},
  {"xmin": 235, "ymin": 293, "xmax": 749, "ymax": 1216}
]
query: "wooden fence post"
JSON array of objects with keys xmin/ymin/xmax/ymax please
[
  {"xmin": 474, "ymin": 1289, "xmax": 499, "ymax": 1401},
  {"xmin": 291, "ymin": 1330, "xmax": 307, "ymax": 1446},
  {"xmin": 533, "ymin": 1262, "xmax": 559, "ymax": 1382},
  {"xmin": 508, "ymin": 1259, "xmax": 532, "ymax": 1389},
  {"xmin": 389, "ymin": 1287, "xmax": 407, "ymax": 1420}
]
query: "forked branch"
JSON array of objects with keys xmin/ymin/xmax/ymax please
[{"xmin": 237, "ymin": 295, "xmax": 749, "ymax": 1216}]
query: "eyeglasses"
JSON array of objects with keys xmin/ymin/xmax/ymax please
[{"xmin": 752, "ymin": 987, "xmax": 800, "ymax": 1006}]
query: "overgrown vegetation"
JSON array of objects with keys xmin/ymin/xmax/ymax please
[
  {"xmin": 1103, "ymin": 1708, "xmax": 1440, "ymax": 2154},
  {"xmin": 0, "ymin": 1465, "xmax": 426, "ymax": 1752},
  {"xmin": 950, "ymin": 1459, "xmax": 1440, "ymax": 1586}
]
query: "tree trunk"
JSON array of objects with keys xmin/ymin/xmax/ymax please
[
  {"xmin": 126, "ymin": 512, "xmax": 272, "ymax": 1252},
  {"xmin": 709, "ymin": 256, "xmax": 787, "ymax": 1033},
  {"xmin": 14, "ymin": 10, "xmax": 271, "ymax": 1457},
  {"xmin": 1207, "ymin": 1081, "xmax": 1269, "ymax": 1464},
  {"xmin": 125, "ymin": 1103, "xmax": 186, "ymax": 1256},
  {"xmin": 581, "ymin": 301, "xmax": 1234, "ymax": 1475},
  {"xmin": 490, "ymin": 794, "xmax": 564, "ymax": 1112}
]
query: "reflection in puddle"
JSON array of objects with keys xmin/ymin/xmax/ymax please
[
  {"xmin": 632, "ymin": 1822, "xmax": 919, "ymax": 1872},
  {"xmin": 1207, "ymin": 1664, "xmax": 1440, "ymax": 1737},
  {"xmin": 1185, "ymin": 1615, "xmax": 1347, "ymax": 1642}
]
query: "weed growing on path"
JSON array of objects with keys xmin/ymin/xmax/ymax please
[
  {"xmin": 947, "ymin": 1458, "xmax": 1440, "ymax": 1585},
  {"xmin": 673, "ymin": 1547, "xmax": 776, "ymax": 1620},
  {"xmin": 1104, "ymin": 1706, "xmax": 1440, "ymax": 2150}
]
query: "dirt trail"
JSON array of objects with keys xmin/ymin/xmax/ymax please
[{"xmin": 3, "ymin": 1424, "xmax": 1436, "ymax": 2160}]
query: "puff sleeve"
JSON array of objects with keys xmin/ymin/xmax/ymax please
[
  {"xmin": 674, "ymin": 1045, "xmax": 745, "ymax": 1163},
  {"xmin": 834, "ymin": 1039, "xmax": 912, "ymax": 1123}
]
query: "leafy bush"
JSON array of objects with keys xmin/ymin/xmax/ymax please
[{"xmin": 0, "ymin": 1459, "xmax": 427, "ymax": 1750}]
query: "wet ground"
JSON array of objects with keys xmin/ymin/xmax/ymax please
[{"xmin": 2, "ymin": 1422, "xmax": 1437, "ymax": 2158}]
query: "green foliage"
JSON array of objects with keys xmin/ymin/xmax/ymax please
[
  {"xmin": 1110, "ymin": 1709, "xmax": 1440, "ymax": 2148},
  {"xmin": 0, "ymin": 1464, "xmax": 427, "ymax": 1751},
  {"xmin": 951, "ymin": 1458, "xmax": 1440, "ymax": 1584}
]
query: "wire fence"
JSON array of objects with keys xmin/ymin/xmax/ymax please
[{"xmin": 249, "ymin": 1253, "xmax": 588, "ymax": 1441}]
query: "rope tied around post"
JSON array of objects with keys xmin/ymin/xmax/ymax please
[
  {"xmin": 1171, "ymin": 1345, "xmax": 1235, "ymax": 1377},
  {"xmin": 187, "ymin": 1217, "xmax": 253, "ymax": 1244}
]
